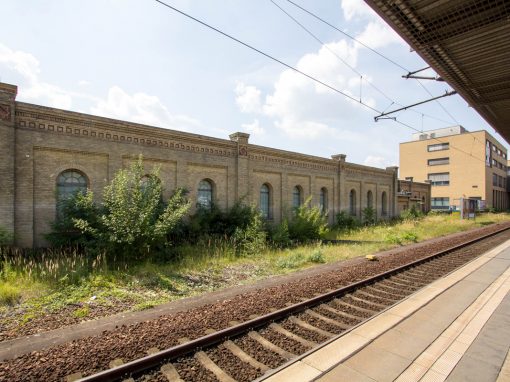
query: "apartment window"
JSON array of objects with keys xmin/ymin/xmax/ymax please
[
  {"xmin": 428, "ymin": 157, "xmax": 449, "ymax": 166},
  {"xmin": 499, "ymin": 176, "xmax": 503, "ymax": 188},
  {"xmin": 492, "ymin": 159, "xmax": 496, "ymax": 166},
  {"xmin": 427, "ymin": 143, "xmax": 449, "ymax": 152},
  {"xmin": 493, "ymin": 173, "xmax": 498, "ymax": 187},
  {"xmin": 498, "ymin": 149, "xmax": 502, "ymax": 156},
  {"xmin": 428, "ymin": 172, "xmax": 449, "ymax": 186},
  {"xmin": 431, "ymin": 197, "xmax": 450, "ymax": 210}
]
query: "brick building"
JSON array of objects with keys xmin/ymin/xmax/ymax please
[{"xmin": 0, "ymin": 82, "xmax": 401, "ymax": 247}]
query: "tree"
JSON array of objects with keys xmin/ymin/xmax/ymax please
[{"xmin": 52, "ymin": 156, "xmax": 191, "ymax": 258}]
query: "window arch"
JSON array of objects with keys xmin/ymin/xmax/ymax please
[
  {"xmin": 367, "ymin": 190, "xmax": 373, "ymax": 209},
  {"xmin": 382, "ymin": 191, "xmax": 388, "ymax": 216},
  {"xmin": 260, "ymin": 183, "xmax": 271, "ymax": 219},
  {"xmin": 56, "ymin": 170, "xmax": 88, "ymax": 215},
  {"xmin": 197, "ymin": 179, "xmax": 213, "ymax": 208},
  {"xmin": 320, "ymin": 187, "xmax": 328, "ymax": 214},
  {"xmin": 349, "ymin": 189, "xmax": 356, "ymax": 216},
  {"xmin": 292, "ymin": 186, "xmax": 302, "ymax": 208}
]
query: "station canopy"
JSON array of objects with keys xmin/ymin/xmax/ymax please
[{"xmin": 365, "ymin": 0, "xmax": 510, "ymax": 143}]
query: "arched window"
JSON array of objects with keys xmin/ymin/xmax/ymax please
[
  {"xmin": 292, "ymin": 186, "xmax": 302, "ymax": 208},
  {"xmin": 349, "ymin": 189, "xmax": 356, "ymax": 216},
  {"xmin": 320, "ymin": 187, "xmax": 328, "ymax": 214},
  {"xmin": 367, "ymin": 190, "xmax": 373, "ymax": 209},
  {"xmin": 382, "ymin": 191, "xmax": 388, "ymax": 216},
  {"xmin": 56, "ymin": 170, "xmax": 88, "ymax": 215},
  {"xmin": 197, "ymin": 179, "xmax": 213, "ymax": 208},
  {"xmin": 260, "ymin": 184, "xmax": 271, "ymax": 219}
]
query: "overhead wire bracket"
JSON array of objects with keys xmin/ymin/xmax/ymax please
[
  {"xmin": 402, "ymin": 66, "xmax": 444, "ymax": 81},
  {"xmin": 374, "ymin": 90, "xmax": 457, "ymax": 122}
]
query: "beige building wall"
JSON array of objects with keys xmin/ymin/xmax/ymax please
[
  {"xmin": 0, "ymin": 82, "xmax": 399, "ymax": 247},
  {"xmin": 400, "ymin": 129, "xmax": 508, "ymax": 211}
]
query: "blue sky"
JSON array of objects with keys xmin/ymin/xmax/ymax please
[{"xmin": 1, "ymin": 0, "xmax": 505, "ymax": 168}]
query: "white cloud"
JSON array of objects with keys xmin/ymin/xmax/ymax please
[
  {"xmin": 341, "ymin": 0, "xmax": 377, "ymax": 21},
  {"xmin": 235, "ymin": 82, "xmax": 262, "ymax": 113},
  {"xmin": 241, "ymin": 119, "xmax": 265, "ymax": 135},
  {"xmin": 0, "ymin": 43, "xmax": 73, "ymax": 109},
  {"xmin": 0, "ymin": 43, "xmax": 202, "ymax": 132},
  {"xmin": 90, "ymin": 85, "xmax": 201, "ymax": 131},
  {"xmin": 363, "ymin": 155, "xmax": 391, "ymax": 168},
  {"xmin": 356, "ymin": 21, "xmax": 402, "ymax": 49}
]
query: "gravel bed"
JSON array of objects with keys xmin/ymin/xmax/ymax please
[
  {"xmin": 298, "ymin": 313, "xmax": 345, "ymax": 335},
  {"xmin": 351, "ymin": 291, "xmax": 395, "ymax": 305},
  {"xmin": 206, "ymin": 345, "xmax": 262, "ymax": 382},
  {"xmin": 340, "ymin": 296, "xmax": 385, "ymax": 312},
  {"xmin": 1, "ymin": 224, "xmax": 509, "ymax": 382},
  {"xmin": 329, "ymin": 300, "xmax": 372, "ymax": 318},
  {"xmin": 314, "ymin": 306, "xmax": 361, "ymax": 326},
  {"xmin": 135, "ymin": 370, "xmax": 167, "ymax": 382},
  {"xmin": 371, "ymin": 283, "xmax": 412, "ymax": 296},
  {"xmin": 0, "ymin": 299, "xmax": 138, "ymax": 342},
  {"xmin": 360, "ymin": 288, "xmax": 402, "ymax": 301},
  {"xmin": 280, "ymin": 320, "xmax": 329, "ymax": 344},
  {"xmin": 232, "ymin": 336, "xmax": 285, "ymax": 369},
  {"xmin": 173, "ymin": 357, "xmax": 217, "ymax": 382},
  {"xmin": 259, "ymin": 327, "xmax": 309, "ymax": 355}
]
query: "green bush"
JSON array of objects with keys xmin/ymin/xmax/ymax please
[
  {"xmin": 267, "ymin": 220, "xmax": 291, "ymax": 248},
  {"xmin": 335, "ymin": 211, "xmax": 359, "ymax": 230},
  {"xmin": 231, "ymin": 206, "xmax": 267, "ymax": 256},
  {"xmin": 308, "ymin": 249, "xmax": 326, "ymax": 264},
  {"xmin": 362, "ymin": 207, "xmax": 376, "ymax": 225},
  {"xmin": 0, "ymin": 226, "xmax": 13, "ymax": 246},
  {"xmin": 48, "ymin": 156, "xmax": 191, "ymax": 258},
  {"xmin": 277, "ymin": 252, "xmax": 306, "ymax": 269},
  {"xmin": 288, "ymin": 198, "xmax": 328, "ymax": 243},
  {"xmin": 0, "ymin": 282, "xmax": 21, "ymax": 306},
  {"xmin": 384, "ymin": 231, "xmax": 418, "ymax": 245},
  {"xmin": 401, "ymin": 205, "xmax": 423, "ymax": 220}
]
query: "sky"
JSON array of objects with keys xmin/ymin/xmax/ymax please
[{"xmin": 1, "ymin": 0, "xmax": 506, "ymax": 169}]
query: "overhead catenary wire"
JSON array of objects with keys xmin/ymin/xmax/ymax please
[
  {"xmin": 283, "ymin": 0, "xmax": 462, "ymax": 127},
  {"xmin": 153, "ymin": 0, "xmax": 380, "ymax": 114},
  {"xmin": 271, "ymin": 0, "xmax": 457, "ymax": 128},
  {"xmin": 152, "ymin": 0, "xmax": 487, "ymax": 165}
]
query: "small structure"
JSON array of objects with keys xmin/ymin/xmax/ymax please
[{"xmin": 397, "ymin": 178, "xmax": 431, "ymax": 214}]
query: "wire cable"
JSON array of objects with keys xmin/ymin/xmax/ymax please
[{"xmin": 154, "ymin": 0, "xmax": 381, "ymax": 115}]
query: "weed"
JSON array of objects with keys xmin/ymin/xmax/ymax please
[
  {"xmin": 0, "ymin": 282, "xmax": 21, "ymax": 306},
  {"xmin": 277, "ymin": 252, "xmax": 306, "ymax": 269},
  {"xmin": 308, "ymin": 250, "xmax": 326, "ymax": 264},
  {"xmin": 73, "ymin": 305, "xmax": 90, "ymax": 318}
]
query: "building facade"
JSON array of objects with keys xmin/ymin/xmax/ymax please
[
  {"xmin": 397, "ymin": 179, "xmax": 431, "ymax": 215},
  {"xmin": 0, "ymin": 82, "xmax": 401, "ymax": 247},
  {"xmin": 400, "ymin": 126, "xmax": 509, "ymax": 211}
]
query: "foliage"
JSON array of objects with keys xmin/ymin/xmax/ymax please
[
  {"xmin": 277, "ymin": 252, "xmax": 306, "ymax": 269},
  {"xmin": 362, "ymin": 206, "xmax": 376, "ymax": 225},
  {"xmin": 335, "ymin": 211, "xmax": 359, "ymax": 230},
  {"xmin": 288, "ymin": 197, "xmax": 328, "ymax": 243},
  {"xmin": 400, "ymin": 205, "xmax": 424, "ymax": 221},
  {"xmin": 46, "ymin": 190, "xmax": 101, "ymax": 247},
  {"xmin": 0, "ymin": 226, "xmax": 13, "ymax": 246},
  {"xmin": 48, "ymin": 156, "xmax": 191, "ymax": 258},
  {"xmin": 267, "ymin": 220, "xmax": 291, "ymax": 248},
  {"xmin": 384, "ymin": 231, "xmax": 418, "ymax": 245},
  {"xmin": 231, "ymin": 206, "xmax": 267, "ymax": 256},
  {"xmin": 0, "ymin": 282, "xmax": 21, "ymax": 306},
  {"xmin": 308, "ymin": 249, "xmax": 326, "ymax": 264}
]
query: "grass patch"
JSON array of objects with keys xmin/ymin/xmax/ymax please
[{"xmin": 1, "ymin": 212, "xmax": 509, "ymax": 331}]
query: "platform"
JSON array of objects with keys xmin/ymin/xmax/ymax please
[{"xmin": 261, "ymin": 239, "xmax": 510, "ymax": 382}]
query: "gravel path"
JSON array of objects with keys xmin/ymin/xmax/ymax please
[{"xmin": 0, "ymin": 223, "xmax": 509, "ymax": 382}]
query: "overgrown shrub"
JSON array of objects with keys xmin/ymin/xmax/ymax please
[
  {"xmin": 308, "ymin": 249, "xmax": 326, "ymax": 264},
  {"xmin": 401, "ymin": 205, "xmax": 423, "ymax": 220},
  {"xmin": 362, "ymin": 207, "xmax": 376, "ymax": 225},
  {"xmin": 48, "ymin": 156, "xmax": 191, "ymax": 258},
  {"xmin": 232, "ymin": 206, "xmax": 267, "ymax": 256},
  {"xmin": 267, "ymin": 220, "xmax": 291, "ymax": 248},
  {"xmin": 288, "ymin": 198, "xmax": 328, "ymax": 243},
  {"xmin": 0, "ymin": 226, "xmax": 13, "ymax": 246},
  {"xmin": 335, "ymin": 211, "xmax": 359, "ymax": 230},
  {"xmin": 46, "ymin": 191, "xmax": 101, "ymax": 247}
]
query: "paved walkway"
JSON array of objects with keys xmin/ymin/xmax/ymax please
[{"xmin": 261, "ymin": 239, "xmax": 510, "ymax": 382}]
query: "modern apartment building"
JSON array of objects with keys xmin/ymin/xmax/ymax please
[{"xmin": 400, "ymin": 126, "xmax": 509, "ymax": 211}]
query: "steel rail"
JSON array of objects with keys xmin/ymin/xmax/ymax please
[{"xmin": 78, "ymin": 223, "xmax": 510, "ymax": 381}]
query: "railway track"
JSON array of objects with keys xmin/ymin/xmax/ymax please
[{"xmin": 71, "ymin": 225, "xmax": 510, "ymax": 382}]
